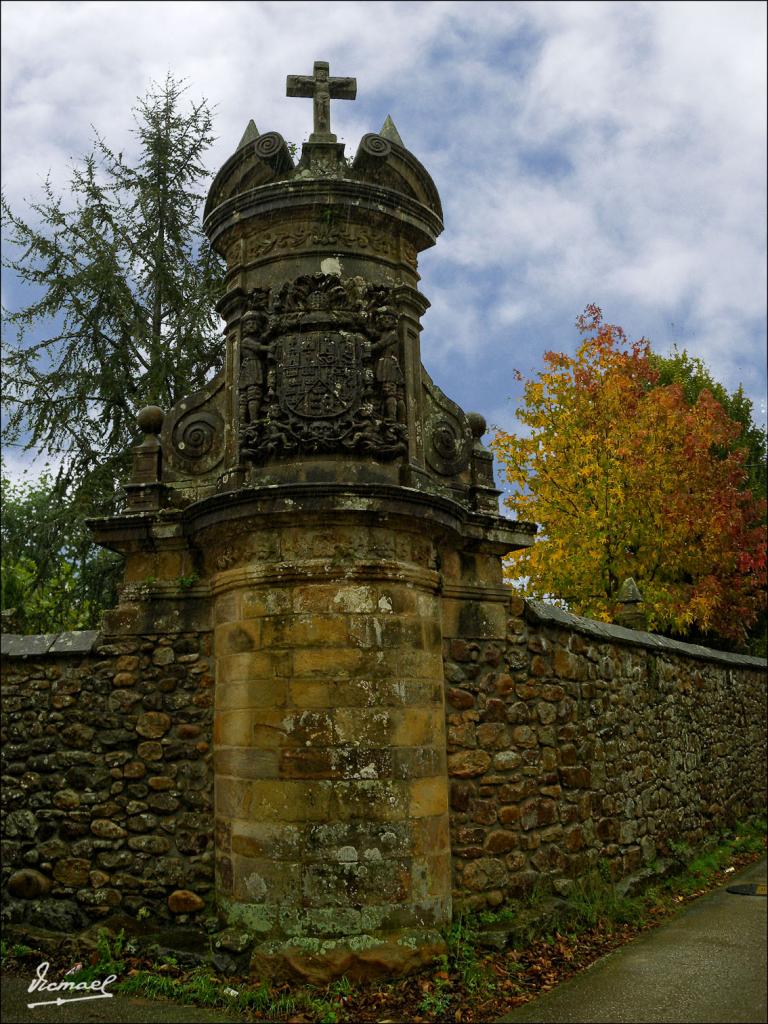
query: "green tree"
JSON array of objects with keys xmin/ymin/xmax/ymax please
[
  {"xmin": 649, "ymin": 347, "xmax": 767, "ymax": 654},
  {"xmin": 649, "ymin": 346, "xmax": 767, "ymax": 503},
  {"xmin": 1, "ymin": 74, "xmax": 225, "ymax": 630},
  {"xmin": 1, "ymin": 466, "xmax": 122, "ymax": 634}
]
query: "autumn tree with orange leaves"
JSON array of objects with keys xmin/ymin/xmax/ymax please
[{"xmin": 492, "ymin": 306, "xmax": 767, "ymax": 648}]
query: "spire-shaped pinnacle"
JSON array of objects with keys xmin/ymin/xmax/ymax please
[
  {"xmin": 237, "ymin": 119, "xmax": 260, "ymax": 150},
  {"xmin": 379, "ymin": 115, "xmax": 404, "ymax": 148}
]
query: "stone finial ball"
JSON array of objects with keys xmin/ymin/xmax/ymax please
[
  {"xmin": 467, "ymin": 412, "xmax": 487, "ymax": 439},
  {"xmin": 137, "ymin": 405, "xmax": 165, "ymax": 435}
]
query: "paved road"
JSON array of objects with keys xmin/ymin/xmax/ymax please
[{"xmin": 499, "ymin": 856, "xmax": 767, "ymax": 1024}]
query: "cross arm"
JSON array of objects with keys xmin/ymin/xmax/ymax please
[
  {"xmin": 328, "ymin": 78, "xmax": 357, "ymax": 100},
  {"xmin": 286, "ymin": 75, "xmax": 315, "ymax": 98}
]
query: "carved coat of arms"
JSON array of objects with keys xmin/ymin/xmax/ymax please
[
  {"xmin": 277, "ymin": 333, "xmax": 363, "ymax": 419},
  {"xmin": 237, "ymin": 274, "xmax": 407, "ymax": 462}
]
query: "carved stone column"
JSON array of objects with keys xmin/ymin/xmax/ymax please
[{"xmin": 91, "ymin": 62, "xmax": 536, "ymax": 981}]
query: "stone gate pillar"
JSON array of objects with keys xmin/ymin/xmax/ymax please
[{"xmin": 92, "ymin": 60, "xmax": 534, "ymax": 980}]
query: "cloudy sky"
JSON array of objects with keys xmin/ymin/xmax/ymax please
[{"xmin": 2, "ymin": 0, "xmax": 766, "ymax": 481}]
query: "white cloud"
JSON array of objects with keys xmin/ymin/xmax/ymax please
[{"xmin": 2, "ymin": 0, "xmax": 765, "ymax": 452}]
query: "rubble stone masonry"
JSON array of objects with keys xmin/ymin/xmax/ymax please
[
  {"xmin": 1, "ymin": 630, "xmax": 215, "ymax": 933},
  {"xmin": 2, "ymin": 597, "xmax": 764, "ymax": 934},
  {"xmin": 444, "ymin": 596, "xmax": 766, "ymax": 911}
]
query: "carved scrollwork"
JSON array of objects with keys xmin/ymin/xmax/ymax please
[
  {"xmin": 163, "ymin": 385, "xmax": 225, "ymax": 477},
  {"xmin": 253, "ymin": 132, "xmax": 294, "ymax": 174},
  {"xmin": 359, "ymin": 133, "xmax": 391, "ymax": 159},
  {"xmin": 241, "ymin": 224, "xmax": 400, "ymax": 264},
  {"xmin": 174, "ymin": 411, "xmax": 218, "ymax": 460},
  {"xmin": 426, "ymin": 415, "xmax": 470, "ymax": 476},
  {"xmin": 254, "ymin": 132, "xmax": 284, "ymax": 160}
]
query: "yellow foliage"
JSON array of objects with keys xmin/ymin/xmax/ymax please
[{"xmin": 492, "ymin": 306, "xmax": 767, "ymax": 644}]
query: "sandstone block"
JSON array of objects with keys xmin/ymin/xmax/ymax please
[
  {"xmin": 293, "ymin": 647, "xmax": 361, "ymax": 678},
  {"xmin": 241, "ymin": 588, "xmax": 292, "ymax": 618},
  {"xmin": 251, "ymin": 931, "xmax": 446, "ymax": 984},
  {"xmin": 409, "ymin": 778, "xmax": 448, "ymax": 817},
  {"xmin": 391, "ymin": 708, "xmax": 442, "ymax": 748},
  {"xmin": 334, "ymin": 707, "xmax": 391, "ymax": 746}
]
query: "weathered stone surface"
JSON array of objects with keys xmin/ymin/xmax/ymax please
[
  {"xmin": 53, "ymin": 858, "xmax": 91, "ymax": 886},
  {"xmin": 462, "ymin": 857, "xmax": 508, "ymax": 892},
  {"xmin": 53, "ymin": 789, "xmax": 80, "ymax": 809},
  {"xmin": 251, "ymin": 930, "xmax": 446, "ymax": 984},
  {"xmin": 153, "ymin": 647, "xmax": 176, "ymax": 666},
  {"xmin": 136, "ymin": 712, "xmax": 172, "ymax": 738},
  {"xmin": 447, "ymin": 750, "xmax": 491, "ymax": 778},
  {"xmin": 90, "ymin": 819, "xmax": 128, "ymax": 839},
  {"xmin": 444, "ymin": 595, "xmax": 766, "ymax": 909},
  {"xmin": 168, "ymin": 889, "xmax": 205, "ymax": 913},
  {"xmin": 215, "ymin": 927, "xmax": 252, "ymax": 953},
  {"xmin": 8, "ymin": 869, "xmax": 52, "ymax": 899}
]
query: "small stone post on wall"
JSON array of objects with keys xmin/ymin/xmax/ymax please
[
  {"xmin": 614, "ymin": 578, "xmax": 648, "ymax": 631},
  {"xmin": 90, "ymin": 60, "xmax": 535, "ymax": 981}
]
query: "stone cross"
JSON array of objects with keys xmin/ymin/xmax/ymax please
[{"xmin": 286, "ymin": 60, "xmax": 357, "ymax": 142}]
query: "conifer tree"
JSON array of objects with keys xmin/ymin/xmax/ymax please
[{"xmin": 1, "ymin": 75, "xmax": 225, "ymax": 628}]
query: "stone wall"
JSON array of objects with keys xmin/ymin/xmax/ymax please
[
  {"xmin": 444, "ymin": 596, "xmax": 767, "ymax": 911},
  {"xmin": 2, "ymin": 598, "xmax": 766, "ymax": 937},
  {"xmin": 1, "ymin": 629, "xmax": 215, "ymax": 933}
]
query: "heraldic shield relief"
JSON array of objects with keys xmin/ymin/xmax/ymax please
[
  {"xmin": 238, "ymin": 273, "xmax": 408, "ymax": 462},
  {"xmin": 277, "ymin": 333, "xmax": 363, "ymax": 419}
]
